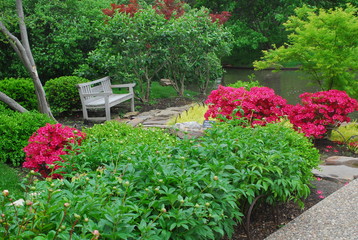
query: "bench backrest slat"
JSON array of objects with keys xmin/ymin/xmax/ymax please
[{"xmin": 78, "ymin": 76, "xmax": 113, "ymax": 101}]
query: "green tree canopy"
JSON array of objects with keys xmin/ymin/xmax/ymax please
[
  {"xmin": 192, "ymin": 0, "xmax": 357, "ymax": 65},
  {"xmin": 254, "ymin": 4, "xmax": 358, "ymax": 98},
  {"xmin": 77, "ymin": 3, "xmax": 233, "ymax": 101},
  {"xmin": 1, "ymin": 0, "xmax": 113, "ymax": 81}
]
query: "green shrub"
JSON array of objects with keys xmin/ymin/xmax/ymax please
[
  {"xmin": 0, "ymin": 121, "xmax": 320, "ymax": 239},
  {"xmin": 44, "ymin": 76, "xmax": 89, "ymax": 115},
  {"xmin": 0, "ymin": 111, "xmax": 56, "ymax": 166},
  {"xmin": 227, "ymin": 75, "xmax": 262, "ymax": 90},
  {"xmin": 0, "ymin": 104, "xmax": 13, "ymax": 114},
  {"xmin": 81, "ymin": 121, "xmax": 179, "ymax": 169},
  {"xmin": 0, "ymin": 78, "xmax": 38, "ymax": 110},
  {"xmin": 181, "ymin": 120, "xmax": 320, "ymax": 205}
]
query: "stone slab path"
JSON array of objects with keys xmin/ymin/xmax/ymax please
[
  {"xmin": 126, "ymin": 104, "xmax": 194, "ymax": 128},
  {"xmin": 313, "ymin": 156, "xmax": 358, "ymax": 181}
]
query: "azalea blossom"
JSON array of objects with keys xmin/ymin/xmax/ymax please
[
  {"xmin": 205, "ymin": 85, "xmax": 287, "ymax": 126},
  {"xmin": 23, "ymin": 124, "xmax": 85, "ymax": 179}
]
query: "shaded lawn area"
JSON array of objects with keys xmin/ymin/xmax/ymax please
[{"xmin": 0, "ymin": 163, "xmax": 23, "ymax": 196}]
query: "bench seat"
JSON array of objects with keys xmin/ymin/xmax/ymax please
[{"xmin": 77, "ymin": 77, "xmax": 135, "ymax": 121}]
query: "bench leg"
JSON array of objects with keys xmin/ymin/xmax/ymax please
[
  {"xmin": 105, "ymin": 107, "xmax": 111, "ymax": 121},
  {"xmin": 82, "ymin": 107, "xmax": 89, "ymax": 121},
  {"xmin": 131, "ymin": 97, "xmax": 135, "ymax": 112}
]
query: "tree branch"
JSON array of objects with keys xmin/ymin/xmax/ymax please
[
  {"xmin": 0, "ymin": 20, "xmax": 34, "ymax": 74},
  {"xmin": 16, "ymin": 0, "xmax": 35, "ymax": 67},
  {"xmin": 0, "ymin": 91, "xmax": 28, "ymax": 113}
]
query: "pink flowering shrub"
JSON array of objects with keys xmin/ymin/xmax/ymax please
[
  {"xmin": 23, "ymin": 123, "xmax": 85, "ymax": 178},
  {"xmin": 285, "ymin": 90, "xmax": 358, "ymax": 138},
  {"xmin": 204, "ymin": 85, "xmax": 287, "ymax": 126}
]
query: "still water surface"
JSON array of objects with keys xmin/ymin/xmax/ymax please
[{"xmin": 223, "ymin": 68, "xmax": 317, "ymax": 104}]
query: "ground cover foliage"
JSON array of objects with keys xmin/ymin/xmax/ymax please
[{"xmin": 0, "ymin": 119, "xmax": 321, "ymax": 239}]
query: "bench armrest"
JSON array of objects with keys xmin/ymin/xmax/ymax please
[
  {"xmin": 111, "ymin": 83, "xmax": 135, "ymax": 94},
  {"xmin": 111, "ymin": 83, "xmax": 136, "ymax": 89},
  {"xmin": 82, "ymin": 92, "xmax": 112, "ymax": 97}
]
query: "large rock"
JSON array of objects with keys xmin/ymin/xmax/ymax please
[
  {"xmin": 312, "ymin": 165, "xmax": 358, "ymax": 181},
  {"xmin": 173, "ymin": 121, "xmax": 202, "ymax": 131},
  {"xmin": 325, "ymin": 156, "xmax": 358, "ymax": 168},
  {"xmin": 171, "ymin": 121, "xmax": 205, "ymax": 139}
]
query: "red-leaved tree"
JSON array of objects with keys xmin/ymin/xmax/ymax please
[
  {"xmin": 209, "ymin": 11, "xmax": 231, "ymax": 24},
  {"xmin": 102, "ymin": 0, "xmax": 140, "ymax": 17},
  {"xmin": 153, "ymin": 0, "xmax": 185, "ymax": 20}
]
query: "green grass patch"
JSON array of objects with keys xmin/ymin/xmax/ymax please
[
  {"xmin": 150, "ymin": 81, "xmax": 199, "ymax": 100},
  {"xmin": 0, "ymin": 163, "xmax": 22, "ymax": 197},
  {"xmin": 113, "ymin": 81, "xmax": 199, "ymax": 100}
]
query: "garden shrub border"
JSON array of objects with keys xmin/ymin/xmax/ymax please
[{"xmin": 1, "ymin": 120, "xmax": 320, "ymax": 239}]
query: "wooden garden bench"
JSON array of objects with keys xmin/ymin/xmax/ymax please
[{"xmin": 77, "ymin": 76, "xmax": 135, "ymax": 121}]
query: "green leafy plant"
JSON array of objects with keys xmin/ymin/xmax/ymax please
[
  {"xmin": 79, "ymin": 121, "xmax": 179, "ymax": 169},
  {"xmin": 0, "ymin": 78, "xmax": 38, "ymax": 110},
  {"xmin": 181, "ymin": 120, "xmax": 321, "ymax": 205},
  {"xmin": 44, "ymin": 76, "xmax": 89, "ymax": 115},
  {"xmin": 0, "ymin": 116, "xmax": 320, "ymax": 238},
  {"xmin": 227, "ymin": 74, "xmax": 261, "ymax": 90},
  {"xmin": 0, "ymin": 111, "xmax": 56, "ymax": 166}
]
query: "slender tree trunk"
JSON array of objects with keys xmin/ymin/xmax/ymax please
[
  {"xmin": 0, "ymin": 0, "xmax": 55, "ymax": 120},
  {"xmin": 0, "ymin": 91, "xmax": 28, "ymax": 113}
]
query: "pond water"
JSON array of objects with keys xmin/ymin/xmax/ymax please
[
  {"xmin": 221, "ymin": 68, "xmax": 357, "ymax": 120},
  {"xmin": 222, "ymin": 68, "xmax": 318, "ymax": 104}
]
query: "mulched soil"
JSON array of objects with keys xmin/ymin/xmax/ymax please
[{"xmin": 56, "ymin": 97, "xmax": 357, "ymax": 240}]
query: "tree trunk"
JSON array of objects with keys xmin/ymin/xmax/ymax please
[
  {"xmin": 0, "ymin": 91, "xmax": 28, "ymax": 113},
  {"xmin": 0, "ymin": 0, "xmax": 55, "ymax": 120}
]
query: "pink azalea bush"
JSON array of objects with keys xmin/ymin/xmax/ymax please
[
  {"xmin": 204, "ymin": 87, "xmax": 357, "ymax": 139},
  {"xmin": 285, "ymin": 90, "xmax": 358, "ymax": 138},
  {"xmin": 23, "ymin": 123, "xmax": 85, "ymax": 178},
  {"xmin": 204, "ymin": 85, "xmax": 287, "ymax": 126}
]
